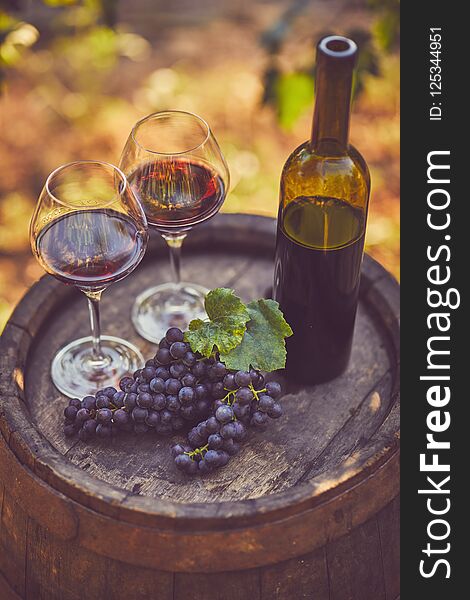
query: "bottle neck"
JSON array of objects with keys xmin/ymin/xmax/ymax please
[{"xmin": 310, "ymin": 54, "xmax": 354, "ymax": 156}]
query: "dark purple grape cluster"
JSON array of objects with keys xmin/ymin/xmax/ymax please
[
  {"xmin": 63, "ymin": 327, "xmax": 283, "ymax": 474},
  {"xmin": 171, "ymin": 369, "xmax": 282, "ymax": 475}
]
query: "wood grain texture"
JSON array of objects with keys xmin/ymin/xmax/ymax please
[
  {"xmin": 0, "ymin": 570, "xmax": 22, "ymax": 600},
  {"xmin": 377, "ymin": 496, "xmax": 400, "ymax": 600},
  {"xmin": 0, "ymin": 215, "xmax": 400, "ymax": 597},
  {"xmin": 0, "ymin": 490, "xmax": 28, "ymax": 598},
  {"xmin": 260, "ymin": 547, "xmax": 330, "ymax": 600},
  {"xmin": 174, "ymin": 570, "xmax": 261, "ymax": 600},
  {"xmin": 327, "ymin": 517, "xmax": 387, "ymax": 600}
]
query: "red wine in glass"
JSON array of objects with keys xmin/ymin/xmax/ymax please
[
  {"xmin": 37, "ymin": 209, "xmax": 146, "ymax": 288},
  {"xmin": 128, "ymin": 158, "xmax": 225, "ymax": 232}
]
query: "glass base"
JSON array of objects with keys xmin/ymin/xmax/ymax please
[
  {"xmin": 132, "ymin": 282, "xmax": 208, "ymax": 344},
  {"xmin": 51, "ymin": 335, "xmax": 144, "ymax": 399}
]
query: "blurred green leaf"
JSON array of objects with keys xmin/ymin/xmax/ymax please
[
  {"xmin": 275, "ymin": 71, "xmax": 314, "ymax": 130},
  {"xmin": 42, "ymin": 0, "xmax": 79, "ymax": 6},
  {"xmin": 374, "ymin": 12, "xmax": 400, "ymax": 51}
]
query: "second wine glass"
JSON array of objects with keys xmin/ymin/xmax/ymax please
[{"xmin": 120, "ymin": 110, "xmax": 230, "ymax": 344}]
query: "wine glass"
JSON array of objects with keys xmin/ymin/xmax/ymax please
[
  {"xmin": 119, "ymin": 110, "xmax": 230, "ymax": 344},
  {"xmin": 30, "ymin": 160, "xmax": 149, "ymax": 398}
]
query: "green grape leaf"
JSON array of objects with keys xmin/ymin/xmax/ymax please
[
  {"xmin": 184, "ymin": 288, "xmax": 250, "ymax": 357},
  {"xmin": 220, "ymin": 299, "xmax": 293, "ymax": 372}
]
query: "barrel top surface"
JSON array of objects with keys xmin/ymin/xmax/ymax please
[{"xmin": 0, "ymin": 214, "xmax": 399, "ymax": 527}]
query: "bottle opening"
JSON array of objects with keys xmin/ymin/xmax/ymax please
[{"xmin": 319, "ymin": 35, "xmax": 357, "ymax": 58}]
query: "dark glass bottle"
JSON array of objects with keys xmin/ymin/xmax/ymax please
[{"xmin": 273, "ymin": 35, "xmax": 371, "ymax": 384}]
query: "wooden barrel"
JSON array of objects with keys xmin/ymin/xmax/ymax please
[{"xmin": 0, "ymin": 214, "xmax": 399, "ymax": 600}]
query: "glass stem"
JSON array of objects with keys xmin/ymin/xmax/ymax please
[
  {"xmin": 163, "ymin": 233, "xmax": 187, "ymax": 287},
  {"xmin": 84, "ymin": 290, "xmax": 105, "ymax": 361}
]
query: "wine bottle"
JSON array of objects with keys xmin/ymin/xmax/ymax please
[{"xmin": 273, "ymin": 35, "xmax": 371, "ymax": 384}]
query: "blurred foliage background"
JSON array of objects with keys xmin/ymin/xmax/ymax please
[{"xmin": 0, "ymin": 0, "xmax": 399, "ymax": 332}]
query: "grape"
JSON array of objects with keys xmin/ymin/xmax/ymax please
[
  {"xmin": 234, "ymin": 370, "xmax": 251, "ymax": 387},
  {"xmin": 215, "ymin": 405, "xmax": 233, "ymax": 424},
  {"xmin": 223, "ymin": 373, "xmax": 237, "ymax": 390},
  {"xmin": 251, "ymin": 411, "xmax": 268, "ymax": 427},
  {"xmin": 220, "ymin": 422, "xmax": 237, "ymax": 440},
  {"xmin": 268, "ymin": 403, "xmax": 283, "ymax": 419},
  {"xmin": 155, "ymin": 366, "xmax": 170, "ymax": 381},
  {"xmin": 167, "ymin": 396, "xmax": 181, "ymax": 413},
  {"xmin": 83, "ymin": 419, "xmax": 97, "ymax": 434},
  {"xmin": 64, "ymin": 405, "xmax": 78, "ymax": 421},
  {"xmin": 169, "ymin": 342, "xmax": 187, "ymax": 359},
  {"xmin": 208, "ymin": 433, "xmax": 224, "ymax": 449},
  {"xmin": 235, "ymin": 387, "xmax": 253, "ymax": 405},
  {"xmin": 165, "ymin": 378, "xmax": 182, "ymax": 395},
  {"xmin": 183, "ymin": 351, "xmax": 197, "ymax": 367},
  {"xmin": 96, "ymin": 395, "xmax": 110, "ymax": 409},
  {"xmin": 102, "ymin": 386, "xmax": 117, "ymax": 398},
  {"xmin": 96, "ymin": 423, "xmax": 112, "ymax": 439},
  {"xmin": 78, "ymin": 427, "xmax": 91, "ymax": 442},
  {"xmin": 114, "ymin": 409, "xmax": 129, "ymax": 426},
  {"xmin": 152, "ymin": 393, "xmax": 166, "ymax": 411},
  {"xmin": 198, "ymin": 459, "xmax": 211, "ymax": 474},
  {"xmin": 97, "ymin": 408, "xmax": 112, "ymax": 424},
  {"xmin": 179, "ymin": 386, "xmax": 195, "ymax": 405},
  {"xmin": 142, "ymin": 366, "xmax": 156, "ymax": 381},
  {"xmin": 233, "ymin": 402, "xmax": 249, "ymax": 419},
  {"xmin": 188, "ymin": 429, "xmax": 204, "ymax": 448},
  {"xmin": 181, "ymin": 373, "xmax": 197, "ymax": 388},
  {"xmin": 146, "ymin": 411, "xmax": 160, "ymax": 428},
  {"xmin": 258, "ymin": 394, "xmax": 274, "ymax": 413},
  {"xmin": 62, "ymin": 340, "xmax": 284, "ymax": 477},
  {"xmin": 216, "ymin": 450, "xmax": 230, "ymax": 467},
  {"xmin": 113, "ymin": 391, "xmax": 126, "ymax": 408},
  {"xmin": 136, "ymin": 392, "xmax": 153, "ymax": 409},
  {"xmin": 204, "ymin": 450, "xmax": 221, "ymax": 468},
  {"xmin": 205, "ymin": 416, "xmax": 220, "ymax": 434},
  {"xmin": 69, "ymin": 398, "xmax": 82, "ymax": 409},
  {"xmin": 222, "ymin": 438, "xmax": 240, "ymax": 456},
  {"xmin": 171, "ymin": 444, "xmax": 186, "ymax": 457},
  {"xmin": 249, "ymin": 368, "xmax": 263, "ymax": 388},
  {"xmin": 170, "ymin": 362, "xmax": 187, "ymax": 379},
  {"xmin": 166, "ymin": 327, "xmax": 184, "ymax": 343},
  {"xmin": 119, "ymin": 376, "xmax": 134, "ymax": 392},
  {"xmin": 211, "ymin": 361, "xmax": 227, "ymax": 380},
  {"xmin": 156, "ymin": 348, "xmax": 171, "ymax": 365},
  {"xmin": 195, "ymin": 383, "xmax": 209, "ymax": 400},
  {"xmin": 124, "ymin": 393, "xmax": 137, "ymax": 411},
  {"xmin": 265, "ymin": 381, "xmax": 282, "ymax": 398},
  {"xmin": 132, "ymin": 407, "xmax": 148, "ymax": 423},
  {"xmin": 150, "ymin": 377, "xmax": 165, "ymax": 393},
  {"xmin": 160, "ymin": 409, "xmax": 172, "ymax": 425},
  {"xmin": 233, "ymin": 421, "xmax": 247, "ymax": 441},
  {"xmin": 211, "ymin": 381, "xmax": 225, "ymax": 399},
  {"xmin": 196, "ymin": 421, "xmax": 209, "ymax": 440},
  {"xmin": 175, "ymin": 453, "xmax": 194, "ymax": 472},
  {"xmin": 213, "ymin": 399, "xmax": 225, "ymax": 411},
  {"xmin": 158, "ymin": 337, "xmax": 170, "ymax": 349},
  {"xmin": 191, "ymin": 361, "xmax": 207, "ymax": 379},
  {"xmin": 181, "ymin": 405, "xmax": 197, "ymax": 421},
  {"xmin": 64, "ymin": 424, "xmax": 77, "ymax": 437},
  {"xmin": 76, "ymin": 408, "xmax": 91, "ymax": 424}
]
